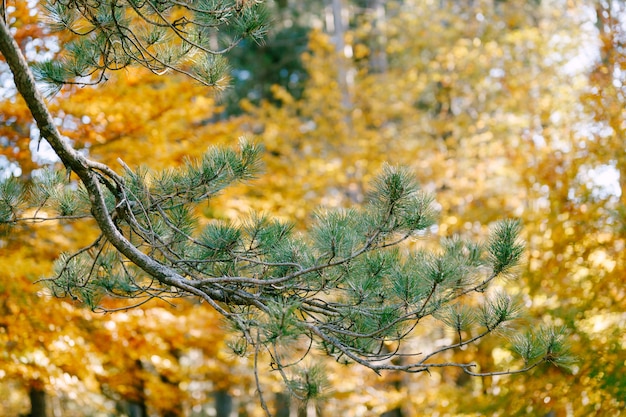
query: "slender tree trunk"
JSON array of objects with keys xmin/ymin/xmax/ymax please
[
  {"xmin": 368, "ymin": 0, "xmax": 388, "ymax": 74},
  {"xmin": 129, "ymin": 401, "xmax": 147, "ymax": 417},
  {"xmin": 381, "ymin": 409, "xmax": 402, "ymax": 417},
  {"xmin": 215, "ymin": 390, "xmax": 233, "ymax": 417},
  {"xmin": 274, "ymin": 392, "xmax": 292, "ymax": 417},
  {"xmin": 116, "ymin": 399, "xmax": 147, "ymax": 417},
  {"xmin": 28, "ymin": 386, "xmax": 47, "ymax": 417},
  {"xmin": 329, "ymin": 0, "xmax": 352, "ymax": 110}
]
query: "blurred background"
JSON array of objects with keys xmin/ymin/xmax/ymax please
[{"xmin": 1, "ymin": 0, "xmax": 624, "ymax": 416}]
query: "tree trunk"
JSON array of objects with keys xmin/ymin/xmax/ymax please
[
  {"xmin": 215, "ymin": 390, "xmax": 233, "ymax": 417},
  {"xmin": 368, "ymin": 0, "xmax": 388, "ymax": 74},
  {"xmin": 329, "ymin": 0, "xmax": 352, "ymax": 110},
  {"xmin": 28, "ymin": 386, "xmax": 47, "ymax": 417},
  {"xmin": 275, "ymin": 392, "xmax": 292, "ymax": 417},
  {"xmin": 116, "ymin": 399, "xmax": 147, "ymax": 417},
  {"xmin": 381, "ymin": 408, "xmax": 403, "ymax": 417}
]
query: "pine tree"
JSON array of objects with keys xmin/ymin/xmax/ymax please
[{"xmin": 0, "ymin": 0, "xmax": 573, "ymax": 411}]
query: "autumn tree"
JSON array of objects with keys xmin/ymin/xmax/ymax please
[{"xmin": 0, "ymin": 1, "xmax": 572, "ymax": 414}]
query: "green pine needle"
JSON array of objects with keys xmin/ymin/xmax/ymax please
[
  {"xmin": 191, "ymin": 54, "xmax": 231, "ymax": 88},
  {"xmin": 288, "ymin": 364, "xmax": 330, "ymax": 402},
  {"xmin": 488, "ymin": 219, "xmax": 525, "ymax": 276},
  {"xmin": 510, "ymin": 331, "xmax": 545, "ymax": 365},
  {"xmin": 0, "ymin": 176, "xmax": 25, "ymax": 223},
  {"xmin": 437, "ymin": 303, "xmax": 476, "ymax": 333}
]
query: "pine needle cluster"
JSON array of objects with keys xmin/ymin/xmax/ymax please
[{"xmin": 34, "ymin": 0, "xmax": 270, "ymax": 95}]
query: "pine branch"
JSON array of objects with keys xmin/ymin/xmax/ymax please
[
  {"xmin": 0, "ymin": 3, "xmax": 575, "ymax": 403},
  {"xmin": 0, "ymin": 16, "xmax": 230, "ymax": 306}
]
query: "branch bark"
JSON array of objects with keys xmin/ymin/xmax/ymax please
[{"xmin": 0, "ymin": 18, "xmax": 227, "ymax": 303}]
